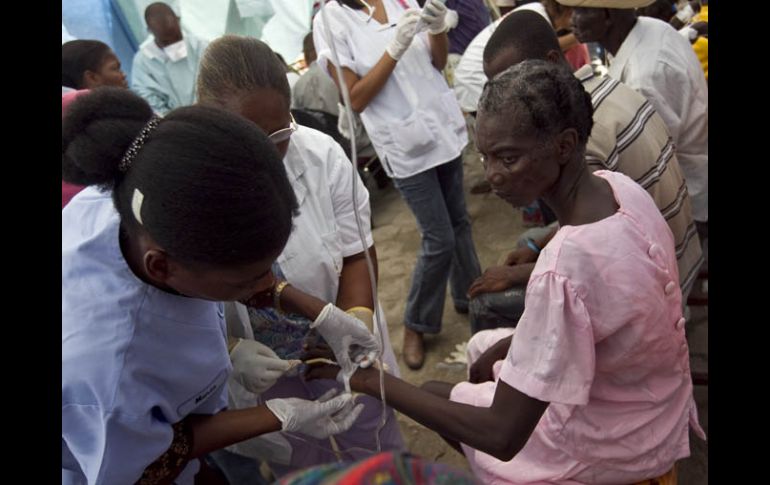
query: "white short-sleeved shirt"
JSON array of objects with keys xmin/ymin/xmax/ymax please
[
  {"xmin": 313, "ymin": 0, "xmax": 467, "ymax": 179},
  {"xmin": 225, "ymin": 127, "xmax": 399, "ymax": 461},
  {"xmin": 276, "ymin": 125, "xmax": 372, "ymax": 302},
  {"xmin": 457, "ymin": 171, "xmax": 704, "ymax": 483},
  {"xmin": 608, "ymin": 17, "xmax": 708, "ymax": 222},
  {"xmin": 62, "ymin": 187, "xmax": 230, "ymax": 484},
  {"xmin": 453, "ymin": 3, "xmax": 549, "ymax": 112}
]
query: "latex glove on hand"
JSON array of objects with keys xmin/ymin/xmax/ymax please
[
  {"xmin": 311, "ymin": 303, "xmax": 381, "ymax": 369},
  {"xmin": 386, "ymin": 9, "xmax": 422, "ymax": 60},
  {"xmin": 421, "ymin": 0, "xmax": 449, "ymax": 35},
  {"xmin": 230, "ymin": 339, "xmax": 290, "ymax": 394},
  {"xmin": 266, "ymin": 388, "xmax": 364, "ymax": 439},
  {"xmin": 444, "ymin": 8, "xmax": 459, "ymax": 30}
]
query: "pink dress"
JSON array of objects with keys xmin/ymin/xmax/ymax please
[{"xmin": 451, "ymin": 171, "xmax": 705, "ymax": 484}]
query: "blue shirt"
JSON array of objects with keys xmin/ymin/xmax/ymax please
[
  {"xmin": 62, "ymin": 187, "xmax": 230, "ymax": 484},
  {"xmin": 130, "ymin": 31, "xmax": 208, "ymax": 115}
]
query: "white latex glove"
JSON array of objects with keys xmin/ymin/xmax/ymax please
[
  {"xmin": 265, "ymin": 389, "xmax": 364, "ymax": 439},
  {"xmin": 310, "ymin": 303, "xmax": 381, "ymax": 369},
  {"xmin": 230, "ymin": 339, "xmax": 290, "ymax": 395},
  {"xmin": 421, "ymin": 0, "xmax": 448, "ymax": 35},
  {"xmin": 386, "ymin": 9, "xmax": 422, "ymax": 60},
  {"xmin": 445, "ymin": 8, "xmax": 459, "ymax": 30}
]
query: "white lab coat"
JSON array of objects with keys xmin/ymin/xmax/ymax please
[
  {"xmin": 62, "ymin": 187, "xmax": 230, "ymax": 485},
  {"xmin": 224, "ymin": 126, "xmax": 399, "ymax": 461},
  {"xmin": 608, "ymin": 17, "xmax": 708, "ymax": 222},
  {"xmin": 313, "ymin": 0, "xmax": 467, "ymax": 179}
]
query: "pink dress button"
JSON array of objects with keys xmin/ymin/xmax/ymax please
[
  {"xmin": 665, "ymin": 281, "xmax": 676, "ymax": 295},
  {"xmin": 648, "ymin": 244, "xmax": 660, "ymax": 258},
  {"xmin": 676, "ymin": 317, "xmax": 686, "ymax": 330}
]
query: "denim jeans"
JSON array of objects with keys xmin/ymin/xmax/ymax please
[{"xmin": 393, "ymin": 156, "xmax": 481, "ymax": 334}]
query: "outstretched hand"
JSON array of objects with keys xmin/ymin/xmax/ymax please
[{"xmin": 504, "ymin": 246, "xmax": 539, "ymax": 266}]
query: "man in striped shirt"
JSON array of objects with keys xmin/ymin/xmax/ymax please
[{"xmin": 466, "ymin": 9, "xmax": 702, "ymax": 332}]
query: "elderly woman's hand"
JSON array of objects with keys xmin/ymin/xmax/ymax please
[
  {"xmin": 468, "ymin": 265, "xmax": 530, "ymax": 298},
  {"xmin": 504, "ymin": 246, "xmax": 539, "ymax": 266}
]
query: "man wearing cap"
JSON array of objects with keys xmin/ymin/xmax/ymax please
[{"xmin": 563, "ymin": 0, "xmax": 708, "ymax": 240}]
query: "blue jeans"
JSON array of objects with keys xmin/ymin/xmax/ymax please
[{"xmin": 393, "ymin": 156, "xmax": 481, "ymax": 334}]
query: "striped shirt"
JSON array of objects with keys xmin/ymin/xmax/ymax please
[{"xmin": 576, "ymin": 65, "xmax": 703, "ymax": 296}]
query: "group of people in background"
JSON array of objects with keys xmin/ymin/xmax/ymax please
[{"xmin": 63, "ymin": 1, "xmax": 707, "ymax": 484}]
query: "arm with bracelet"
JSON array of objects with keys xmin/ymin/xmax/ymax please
[
  {"xmin": 241, "ymin": 280, "xmax": 381, "ymax": 369},
  {"xmin": 337, "ymin": 246, "xmax": 378, "ymax": 332}
]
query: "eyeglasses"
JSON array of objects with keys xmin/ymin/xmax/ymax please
[{"xmin": 268, "ymin": 113, "xmax": 298, "ymax": 145}]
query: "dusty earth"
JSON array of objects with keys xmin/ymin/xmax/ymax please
[{"xmin": 365, "ymin": 144, "xmax": 709, "ymax": 483}]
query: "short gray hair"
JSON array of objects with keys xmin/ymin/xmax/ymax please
[
  {"xmin": 478, "ymin": 59, "xmax": 594, "ymax": 145},
  {"xmin": 197, "ymin": 35, "xmax": 290, "ymax": 106}
]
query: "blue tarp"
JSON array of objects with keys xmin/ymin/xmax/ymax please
[{"xmin": 62, "ymin": 0, "xmax": 139, "ymax": 78}]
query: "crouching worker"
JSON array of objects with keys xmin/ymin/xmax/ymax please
[{"xmin": 62, "ymin": 88, "xmax": 377, "ymax": 484}]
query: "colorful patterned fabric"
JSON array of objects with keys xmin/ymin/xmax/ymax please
[
  {"xmin": 275, "ymin": 451, "xmax": 479, "ymax": 485},
  {"xmin": 248, "ymin": 264, "xmax": 319, "ymax": 360}
]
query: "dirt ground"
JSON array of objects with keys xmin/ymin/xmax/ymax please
[{"xmin": 366, "ymin": 144, "xmax": 709, "ymax": 483}]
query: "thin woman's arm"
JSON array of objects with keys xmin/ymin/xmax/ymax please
[
  {"xmin": 320, "ymin": 366, "xmax": 548, "ymax": 461},
  {"xmin": 187, "ymin": 407, "xmax": 281, "ymax": 458},
  {"xmin": 336, "ymin": 246, "xmax": 378, "ymax": 311},
  {"xmin": 327, "ymin": 56, "xmax": 397, "ymax": 113},
  {"xmin": 428, "ymin": 31, "xmax": 449, "ymax": 71}
]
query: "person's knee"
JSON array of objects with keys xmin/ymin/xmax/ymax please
[
  {"xmin": 423, "ymin": 227, "xmax": 456, "ymax": 259},
  {"xmin": 451, "ymin": 213, "xmax": 472, "ymax": 234},
  {"xmin": 469, "ymin": 289, "xmax": 525, "ymax": 333},
  {"xmin": 466, "ymin": 329, "xmax": 492, "ymax": 362},
  {"xmin": 466, "ymin": 328, "xmax": 516, "ymax": 365}
]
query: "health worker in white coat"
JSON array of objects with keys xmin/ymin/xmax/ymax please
[
  {"xmin": 313, "ymin": 0, "xmax": 482, "ymax": 370},
  {"xmin": 197, "ymin": 35, "xmax": 404, "ymax": 476}
]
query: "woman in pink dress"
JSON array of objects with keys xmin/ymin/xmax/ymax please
[{"xmin": 309, "ymin": 59, "xmax": 704, "ymax": 484}]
